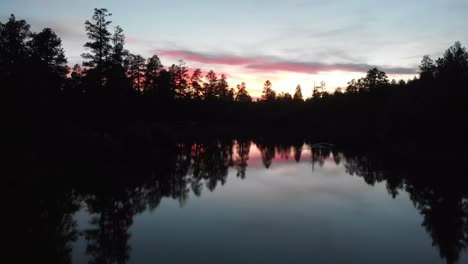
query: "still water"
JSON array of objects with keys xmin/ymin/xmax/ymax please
[{"xmin": 10, "ymin": 140, "xmax": 468, "ymax": 263}]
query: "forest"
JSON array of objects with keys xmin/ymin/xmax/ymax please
[
  {"xmin": 4, "ymin": 8, "xmax": 468, "ymax": 264},
  {"xmin": 3, "ymin": 8, "xmax": 468, "ymax": 166}
]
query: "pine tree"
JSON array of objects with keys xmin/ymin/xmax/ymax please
[
  {"xmin": 29, "ymin": 28, "xmax": 67, "ymax": 77},
  {"xmin": 235, "ymin": 82, "xmax": 252, "ymax": 103},
  {"xmin": 82, "ymin": 8, "xmax": 112, "ymax": 88},
  {"xmin": 261, "ymin": 80, "xmax": 276, "ymax": 102},
  {"xmin": 144, "ymin": 55, "xmax": 163, "ymax": 94},
  {"xmin": 293, "ymin": 84, "xmax": 303, "ymax": 101}
]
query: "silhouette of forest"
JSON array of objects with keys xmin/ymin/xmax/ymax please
[
  {"xmin": 4, "ymin": 8, "xmax": 468, "ymax": 161},
  {"xmin": 3, "ymin": 8, "xmax": 468, "ymax": 264}
]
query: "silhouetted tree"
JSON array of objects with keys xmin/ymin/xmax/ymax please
[
  {"xmin": 82, "ymin": 8, "xmax": 112, "ymax": 89},
  {"xmin": 277, "ymin": 92, "xmax": 293, "ymax": 102},
  {"xmin": 346, "ymin": 79, "xmax": 360, "ymax": 93},
  {"xmin": 293, "ymin": 84, "xmax": 303, "ymax": 101},
  {"xmin": 363, "ymin": 67, "xmax": 388, "ymax": 92},
  {"xmin": 29, "ymin": 28, "xmax": 67, "ymax": 77},
  {"xmin": 204, "ymin": 70, "xmax": 218, "ymax": 100},
  {"xmin": 217, "ymin": 74, "xmax": 231, "ymax": 101},
  {"xmin": 110, "ymin": 26, "xmax": 127, "ymax": 65},
  {"xmin": 434, "ymin": 41, "xmax": 468, "ymax": 101},
  {"xmin": 0, "ymin": 14, "xmax": 31, "ymax": 78},
  {"xmin": 65, "ymin": 64, "xmax": 84, "ymax": 95},
  {"xmin": 155, "ymin": 69, "xmax": 175, "ymax": 101},
  {"xmin": 128, "ymin": 54, "xmax": 146, "ymax": 92},
  {"xmin": 28, "ymin": 27, "xmax": 68, "ymax": 97},
  {"xmin": 436, "ymin": 41, "xmax": 468, "ymax": 77},
  {"xmin": 105, "ymin": 25, "xmax": 132, "ymax": 96},
  {"xmin": 313, "ymin": 82, "xmax": 323, "ymax": 98},
  {"xmin": 334, "ymin": 87, "xmax": 343, "ymax": 95},
  {"xmin": 144, "ymin": 55, "xmax": 163, "ymax": 95},
  {"xmin": 227, "ymin": 87, "xmax": 236, "ymax": 102},
  {"xmin": 235, "ymin": 82, "xmax": 252, "ymax": 103},
  {"xmin": 419, "ymin": 55, "xmax": 436, "ymax": 81},
  {"xmin": 261, "ymin": 80, "xmax": 276, "ymax": 102},
  {"xmin": 189, "ymin": 68, "xmax": 203, "ymax": 100},
  {"xmin": 168, "ymin": 60, "xmax": 189, "ymax": 99}
]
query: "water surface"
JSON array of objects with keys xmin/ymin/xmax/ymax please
[{"xmin": 8, "ymin": 140, "xmax": 468, "ymax": 264}]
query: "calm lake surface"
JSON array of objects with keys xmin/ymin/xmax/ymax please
[{"xmin": 9, "ymin": 140, "xmax": 468, "ymax": 264}]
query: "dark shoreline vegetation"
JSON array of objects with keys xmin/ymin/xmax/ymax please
[
  {"xmin": 4, "ymin": 8, "xmax": 468, "ymax": 160},
  {"xmin": 3, "ymin": 8, "xmax": 468, "ymax": 264}
]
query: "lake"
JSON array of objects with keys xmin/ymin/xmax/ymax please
[{"xmin": 7, "ymin": 139, "xmax": 468, "ymax": 264}]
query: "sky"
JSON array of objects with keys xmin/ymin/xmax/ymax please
[{"xmin": 1, "ymin": 0, "xmax": 467, "ymax": 97}]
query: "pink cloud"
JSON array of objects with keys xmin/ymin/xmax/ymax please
[{"xmin": 158, "ymin": 49, "xmax": 417, "ymax": 75}]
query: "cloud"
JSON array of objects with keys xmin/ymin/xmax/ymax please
[
  {"xmin": 246, "ymin": 61, "xmax": 417, "ymax": 75},
  {"xmin": 158, "ymin": 49, "xmax": 417, "ymax": 75},
  {"xmin": 159, "ymin": 50, "xmax": 261, "ymax": 65}
]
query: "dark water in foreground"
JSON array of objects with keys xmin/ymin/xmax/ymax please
[{"xmin": 7, "ymin": 140, "xmax": 468, "ymax": 264}]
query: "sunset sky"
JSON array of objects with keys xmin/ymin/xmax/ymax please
[{"xmin": 1, "ymin": 0, "xmax": 467, "ymax": 97}]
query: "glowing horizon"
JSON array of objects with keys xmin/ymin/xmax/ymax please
[{"xmin": 158, "ymin": 50, "xmax": 418, "ymax": 98}]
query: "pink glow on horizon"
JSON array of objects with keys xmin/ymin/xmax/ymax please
[
  {"xmin": 158, "ymin": 50, "xmax": 417, "ymax": 99},
  {"xmin": 158, "ymin": 50, "xmax": 416, "ymax": 75}
]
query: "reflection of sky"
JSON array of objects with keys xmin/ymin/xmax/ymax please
[
  {"xmin": 246, "ymin": 144, "xmax": 312, "ymax": 168},
  {"xmin": 72, "ymin": 143, "xmax": 467, "ymax": 263},
  {"xmin": 2, "ymin": 0, "xmax": 468, "ymax": 96},
  {"xmin": 128, "ymin": 163, "xmax": 437, "ymax": 263}
]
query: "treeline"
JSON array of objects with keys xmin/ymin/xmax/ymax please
[{"xmin": 3, "ymin": 8, "xmax": 468, "ymax": 151}]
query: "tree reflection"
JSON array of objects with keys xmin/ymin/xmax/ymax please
[
  {"xmin": 7, "ymin": 139, "xmax": 468, "ymax": 264},
  {"xmin": 234, "ymin": 140, "xmax": 251, "ymax": 179},
  {"xmin": 85, "ymin": 190, "xmax": 144, "ymax": 264},
  {"xmin": 343, "ymin": 148, "xmax": 468, "ymax": 264},
  {"xmin": 292, "ymin": 141, "xmax": 303, "ymax": 162},
  {"xmin": 310, "ymin": 144, "xmax": 333, "ymax": 170},
  {"xmin": 257, "ymin": 140, "xmax": 276, "ymax": 169},
  {"xmin": 191, "ymin": 139, "xmax": 233, "ymax": 192},
  {"xmin": 5, "ymin": 180, "xmax": 81, "ymax": 264},
  {"xmin": 276, "ymin": 144, "xmax": 292, "ymax": 160}
]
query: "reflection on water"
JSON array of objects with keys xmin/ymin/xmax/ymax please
[{"xmin": 6, "ymin": 139, "xmax": 468, "ymax": 264}]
